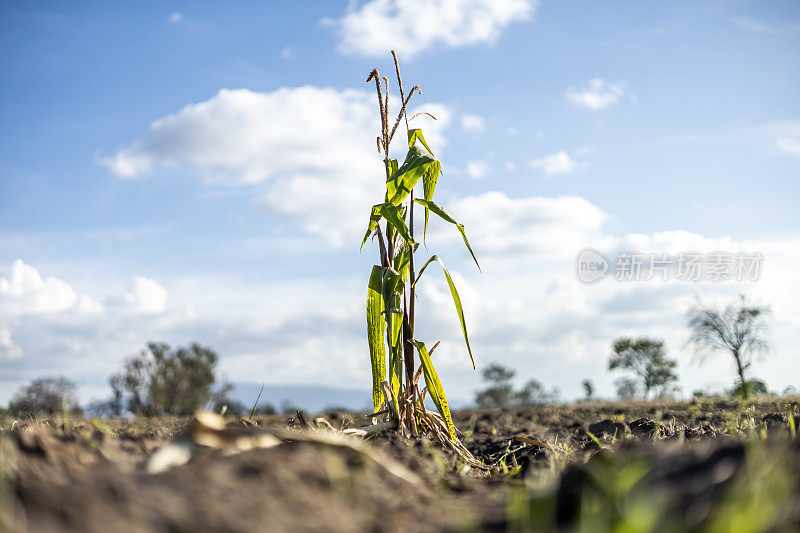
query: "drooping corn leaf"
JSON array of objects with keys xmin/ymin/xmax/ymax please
[
  {"xmin": 407, "ymin": 129, "xmax": 440, "ymax": 240},
  {"xmin": 386, "ymin": 144, "xmax": 438, "ymax": 206},
  {"xmin": 413, "ymin": 255, "xmax": 475, "ymax": 370},
  {"xmin": 413, "ymin": 198, "xmax": 480, "ymax": 272},
  {"xmin": 410, "ymin": 339, "xmax": 455, "ymax": 440},
  {"xmin": 360, "ymin": 204, "xmax": 383, "ymax": 250},
  {"xmin": 360, "ymin": 203, "xmax": 415, "ymax": 251},
  {"xmin": 421, "ymin": 161, "xmax": 440, "ymax": 240},
  {"xmin": 380, "ymin": 203, "xmax": 414, "ymax": 246},
  {"xmin": 408, "ymin": 128, "xmax": 433, "ymax": 155},
  {"xmin": 366, "ymin": 266, "xmax": 387, "ymax": 411}
]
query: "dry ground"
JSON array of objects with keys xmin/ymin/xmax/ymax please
[{"xmin": 2, "ymin": 397, "xmax": 799, "ymax": 532}]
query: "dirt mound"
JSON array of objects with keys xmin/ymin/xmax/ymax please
[{"xmin": 5, "ymin": 423, "xmax": 499, "ymax": 533}]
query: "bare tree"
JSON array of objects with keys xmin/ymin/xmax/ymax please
[
  {"xmin": 687, "ymin": 295, "xmax": 770, "ymax": 399},
  {"xmin": 609, "ymin": 337, "xmax": 678, "ymax": 399},
  {"xmin": 9, "ymin": 377, "xmax": 81, "ymax": 417}
]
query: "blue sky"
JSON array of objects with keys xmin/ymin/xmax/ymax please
[{"xmin": 1, "ymin": 0, "xmax": 799, "ymax": 406}]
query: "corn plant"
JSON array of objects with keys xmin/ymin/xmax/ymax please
[{"xmin": 361, "ymin": 52, "xmax": 480, "ymax": 456}]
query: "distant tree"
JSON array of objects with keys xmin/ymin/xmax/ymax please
[
  {"xmin": 280, "ymin": 399, "xmax": 300, "ymax": 415},
  {"xmin": 110, "ymin": 342, "xmax": 228, "ymax": 416},
  {"xmin": 582, "ymin": 379, "xmax": 594, "ymax": 401},
  {"xmin": 475, "ymin": 363, "xmax": 516, "ymax": 408},
  {"xmin": 84, "ymin": 398, "xmax": 122, "ymax": 418},
  {"xmin": 687, "ymin": 295, "xmax": 771, "ymax": 400},
  {"xmin": 615, "ymin": 377, "xmax": 639, "ymax": 400},
  {"xmin": 730, "ymin": 379, "xmax": 768, "ymax": 399},
  {"xmin": 609, "ymin": 337, "xmax": 679, "ymax": 399},
  {"xmin": 516, "ymin": 379, "xmax": 559, "ymax": 406},
  {"xmin": 254, "ymin": 403, "xmax": 276, "ymax": 415},
  {"xmin": 9, "ymin": 377, "xmax": 81, "ymax": 417},
  {"xmin": 783, "ymin": 385, "xmax": 799, "ymax": 397},
  {"xmin": 211, "ymin": 397, "xmax": 247, "ymax": 417}
]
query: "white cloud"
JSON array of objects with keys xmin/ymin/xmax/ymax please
[
  {"xmin": 123, "ymin": 276, "xmax": 168, "ymax": 315},
  {"xmin": 506, "ymin": 126, "xmax": 518, "ymax": 136},
  {"xmin": 332, "ymin": 0, "xmax": 536, "ymax": 59},
  {"xmin": 280, "ymin": 46, "xmax": 294, "ymax": 59},
  {"xmin": 0, "ymin": 326, "xmax": 22, "ymax": 361},
  {"xmin": 417, "ymin": 193, "xmax": 800, "ymax": 399},
  {"xmin": 439, "ymin": 192, "xmax": 609, "ymax": 261},
  {"xmin": 777, "ymin": 137, "xmax": 800, "ymax": 158},
  {"xmin": 529, "ymin": 150, "xmax": 580, "ymax": 175},
  {"xmin": 168, "ymin": 12, "xmax": 184, "ymax": 23},
  {"xmin": 465, "ymin": 159, "xmax": 490, "ymax": 179},
  {"xmin": 4, "ymin": 211, "xmax": 800, "ymax": 406},
  {"xmin": 460, "ymin": 113, "xmax": 485, "ymax": 132},
  {"xmin": 100, "ymin": 87, "xmax": 379, "ymax": 184},
  {"xmin": 101, "ymin": 86, "xmax": 454, "ymax": 246},
  {"xmin": 504, "ymin": 161, "xmax": 516, "ymax": 171},
  {"xmin": 0, "ymin": 259, "xmax": 81, "ymax": 314},
  {"xmin": 565, "ymin": 78, "xmax": 631, "ymax": 110}
]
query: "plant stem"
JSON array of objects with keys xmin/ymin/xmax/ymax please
[{"xmin": 393, "ymin": 50, "xmax": 416, "ymax": 406}]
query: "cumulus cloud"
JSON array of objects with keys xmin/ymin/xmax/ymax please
[
  {"xmin": 99, "ymin": 87, "xmax": 380, "ymax": 184},
  {"xmin": 0, "ymin": 260, "xmax": 171, "ymax": 369},
  {"xmin": 529, "ymin": 150, "xmax": 581, "ymax": 175},
  {"xmin": 123, "ymin": 276, "xmax": 168, "ymax": 314},
  {"xmin": 100, "ymin": 86, "xmax": 453, "ymax": 246},
  {"xmin": 168, "ymin": 12, "xmax": 184, "ymax": 23},
  {"xmin": 414, "ymin": 192, "xmax": 800, "ymax": 399},
  {"xmin": 565, "ymin": 79, "xmax": 631, "ymax": 110},
  {"xmin": 0, "ymin": 326, "xmax": 22, "ymax": 361},
  {"xmin": 437, "ymin": 192, "xmax": 609, "ymax": 262},
  {"xmin": 5, "ymin": 207, "xmax": 800, "ymax": 405},
  {"xmin": 0, "ymin": 259, "xmax": 83, "ymax": 315},
  {"xmin": 460, "ymin": 113, "xmax": 485, "ymax": 132},
  {"xmin": 331, "ymin": 0, "xmax": 536, "ymax": 59}
]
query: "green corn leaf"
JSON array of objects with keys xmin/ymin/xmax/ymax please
[
  {"xmin": 360, "ymin": 204, "xmax": 383, "ymax": 250},
  {"xmin": 393, "ymin": 242, "xmax": 420, "ymax": 282},
  {"xmin": 379, "ymin": 268, "xmax": 403, "ymax": 414},
  {"xmin": 413, "ymin": 255, "xmax": 475, "ymax": 370},
  {"xmin": 380, "ymin": 203, "xmax": 415, "ymax": 246},
  {"xmin": 421, "ymin": 162, "xmax": 440, "ymax": 240},
  {"xmin": 366, "ymin": 266, "xmax": 387, "ymax": 411},
  {"xmin": 407, "ymin": 130, "xmax": 440, "ymax": 236},
  {"xmin": 408, "ymin": 128, "xmax": 434, "ymax": 155},
  {"xmin": 380, "ymin": 268, "xmax": 404, "ymax": 357},
  {"xmin": 413, "ymin": 198, "xmax": 480, "ymax": 272},
  {"xmin": 410, "ymin": 339, "xmax": 456, "ymax": 440},
  {"xmin": 386, "ymin": 144, "xmax": 437, "ymax": 206},
  {"xmin": 360, "ymin": 203, "xmax": 416, "ymax": 251},
  {"xmin": 389, "ymin": 334, "xmax": 402, "ymax": 413}
]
